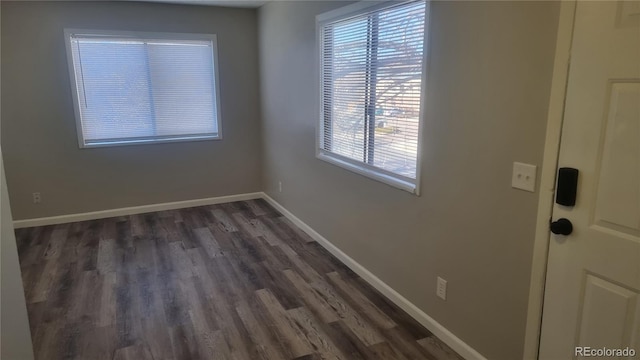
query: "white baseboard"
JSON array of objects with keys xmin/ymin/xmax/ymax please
[
  {"xmin": 12, "ymin": 192, "xmax": 263, "ymax": 229},
  {"xmin": 262, "ymin": 193, "xmax": 487, "ymax": 360}
]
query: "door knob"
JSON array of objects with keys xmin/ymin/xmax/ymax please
[{"xmin": 550, "ymin": 218, "xmax": 573, "ymax": 235}]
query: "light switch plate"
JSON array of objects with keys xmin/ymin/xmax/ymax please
[{"xmin": 512, "ymin": 162, "xmax": 537, "ymax": 192}]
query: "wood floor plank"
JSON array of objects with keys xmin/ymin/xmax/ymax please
[
  {"xmin": 283, "ymin": 269, "xmax": 339, "ymax": 323},
  {"xmin": 236, "ymin": 299, "xmax": 288, "ymax": 360},
  {"xmin": 21, "ymin": 262, "xmax": 46, "ymax": 303},
  {"xmin": 18, "ymin": 200, "xmax": 462, "ymax": 360},
  {"xmin": 160, "ymin": 216, "xmax": 181, "ymax": 238},
  {"xmin": 193, "ymin": 329, "xmax": 232, "ymax": 360},
  {"xmin": 218, "ymin": 317, "xmax": 255, "ymax": 360},
  {"xmin": 146, "ymin": 213, "xmax": 169, "ymax": 238},
  {"xmin": 26, "ymin": 301, "xmax": 46, "ymax": 337},
  {"xmin": 245, "ymin": 199, "xmax": 268, "ymax": 217},
  {"xmin": 384, "ymin": 327, "xmax": 439, "ymax": 360},
  {"xmin": 417, "ymin": 336, "xmax": 465, "ymax": 360},
  {"xmin": 180, "ymin": 278, "xmax": 218, "ymax": 334},
  {"xmin": 309, "ymin": 279, "xmax": 385, "ymax": 346},
  {"xmin": 152, "ymin": 236, "xmax": 175, "ymax": 276},
  {"xmin": 185, "ymin": 248, "xmax": 219, "ymax": 297},
  {"xmin": 73, "ymin": 325, "xmax": 117, "ymax": 360},
  {"xmin": 101, "ymin": 218, "xmax": 118, "ymax": 243},
  {"xmin": 97, "ymin": 238, "xmax": 116, "ymax": 274},
  {"xmin": 134, "ymin": 238, "xmax": 156, "ymax": 270},
  {"xmin": 278, "ymin": 216, "xmax": 316, "ymax": 244},
  {"xmin": 368, "ymin": 341, "xmax": 409, "ymax": 360},
  {"xmin": 76, "ymin": 230, "xmax": 99, "ymax": 272},
  {"xmin": 28, "ymin": 259, "xmax": 57, "ymax": 303},
  {"xmin": 115, "ymin": 220, "xmax": 134, "ymax": 249},
  {"xmin": 44, "ymin": 260, "xmax": 81, "ymax": 322},
  {"xmin": 168, "ymin": 241, "xmax": 197, "ymax": 280},
  {"xmin": 307, "ymin": 242, "xmax": 359, "ymax": 279},
  {"xmin": 251, "ymin": 260, "xmax": 302, "ymax": 310},
  {"xmin": 18, "ymin": 244, "xmax": 44, "ymax": 269},
  {"xmin": 287, "ymin": 307, "xmax": 348, "ymax": 360},
  {"xmin": 323, "ymin": 320, "xmax": 376, "ymax": 360},
  {"xmin": 249, "ymin": 218, "xmax": 281, "ymax": 246},
  {"xmin": 353, "ymin": 276, "xmax": 434, "ymax": 340},
  {"xmin": 327, "ymin": 271, "xmax": 396, "ymax": 330},
  {"xmin": 32, "ymin": 225, "xmax": 55, "ymax": 248},
  {"xmin": 70, "ymin": 269, "xmax": 102, "ymax": 323},
  {"xmin": 251, "ymin": 236, "xmax": 287, "ymax": 270},
  {"xmin": 33, "ymin": 321, "xmax": 64, "ymax": 360},
  {"xmin": 130, "ymin": 214, "xmax": 149, "ymax": 238},
  {"xmin": 193, "ymin": 227, "xmax": 224, "ymax": 258},
  {"xmin": 256, "ymin": 288, "xmax": 314, "ymax": 358},
  {"xmin": 113, "ymin": 343, "xmax": 154, "ymax": 360},
  {"xmin": 158, "ymin": 272, "xmax": 190, "ymax": 328},
  {"xmin": 208, "ymin": 255, "xmax": 255, "ymax": 304},
  {"xmin": 232, "ymin": 212, "xmax": 264, "ymax": 239},
  {"xmin": 115, "ymin": 270, "xmax": 141, "ymax": 348},
  {"xmin": 176, "ymin": 221, "xmax": 200, "ymax": 249},
  {"xmin": 56, "ymin": 321, "xmax": 83, "ymax": 359},
  {"xmin": 140, "ymin": 315, "xmax": 175, "ymax": 360},
  {"xmin": 211, "ymin": 208, "xmax": 238, "ymax": 232},
  {"xmin": 16, "ymin": 227, "xmax": 39, "ymax": 255},
  {"xmin": 181, "ymin": 207, "xmax": 208, "ymax": 230},
  {"xmin": 254, "ymin": 199, "xmax": 281, "ymax": 217},
  {"xmin": 169, "ymin": 322, "xmax": 201, "ymax": 360},
  {"xmin": 206, "ymin": 223, "xmax": 239, "ymax": 253},
  {"xmin": 278, "ymin": 242, "xmax": 326, "ymax": 284},
  {"xmin": 134, "ymin": 267, "xmax": 164, "ymax": 321},
  {"xmin": 98, "ymin": 272, "xmax": 117, "ymax": 327},
  {"xmin": 227, "ymin": 231, "xmax": 264, "ymax": 263}
]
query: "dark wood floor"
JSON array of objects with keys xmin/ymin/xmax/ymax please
[{"xmin": 16, "ymin": 199, "xmax": 463, "ymax": 360}]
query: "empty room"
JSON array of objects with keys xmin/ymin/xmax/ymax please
[{"xmin": 1, "ymin": 0, "xmax": 638, "ymax": 359}]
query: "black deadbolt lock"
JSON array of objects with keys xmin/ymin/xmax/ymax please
[{"xmin": 556, "ymin": 168, "xmax": 579, "ymax": 206}]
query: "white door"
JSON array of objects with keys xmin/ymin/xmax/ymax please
[{"xmin": 539, "ymin": 1, "xmax": 640, "ymax": 359}]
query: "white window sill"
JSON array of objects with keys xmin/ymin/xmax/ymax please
[
  {"xmin": 317, "ymin": 151, "xmax": 418, "ymax": 195},
  {"xmin": 80, "ymin": 134, "xmax": 221, "ymax": 149}
]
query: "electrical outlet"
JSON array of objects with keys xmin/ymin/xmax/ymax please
[
  {"xmin": 32, "ymin": 192, "xmax": 41, "ymax": 204},
  {"xmin": 278, "ymin": 181, "xmax": 282, "ymax": 193},
  {"xmin": 436, "ymin": 276, "xmax": 447, "ymax": 300}
]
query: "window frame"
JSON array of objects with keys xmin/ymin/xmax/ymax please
[
  {"xmin": 316, "ymin": 0, "xmax": 430, "ymax": 195},
  {"xmin": 64, "ymin": 29, "xmax": 223, "ymax": 149}
]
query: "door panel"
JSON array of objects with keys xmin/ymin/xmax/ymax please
[
  {"xmin": 539, "ymin": 1, "xmax": 640, "ymax": 359},
  {"xmin": 577, "ymin": 273, "xmax": 639, "ymax": 351},
  {"xmin": 593, "ymin": 82, "xmax": 640, "ymax": 236}
]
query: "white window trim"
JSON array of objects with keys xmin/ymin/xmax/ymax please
[
  {"xmin": 64, "ymin": 29, "xmax": 223, "ymax": 149},
  {"xmin": 315, "ymin": 0, "xmax": 431, "ymax": 195}
]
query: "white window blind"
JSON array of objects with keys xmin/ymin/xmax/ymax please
[
  {"xmin": 318, "ymin": 1, "xmax": 427, "ymax": 193},
  {"xmin": 65, "ymin": 30, "xmax": 221, "ymax": 148}
]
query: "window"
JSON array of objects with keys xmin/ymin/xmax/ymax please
[
  {"xmin": 317, "ymin": 1, "xmax": 428, "ymax": 193},
  {"xmin": 65, "ymin": 30, "xmax": 222, "ymax": 148}
]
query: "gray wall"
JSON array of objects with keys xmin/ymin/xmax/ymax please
[
  {"xmin": 1, "ymin": 1, "xmax": 262, "ymax": 220},
  {"xmin": 259, "ymin": 2, "xmax": 559, "ymax": 359},
  {"xmin": 1, "ymin": 4, "xmax": 36, "ymax": 356}
]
